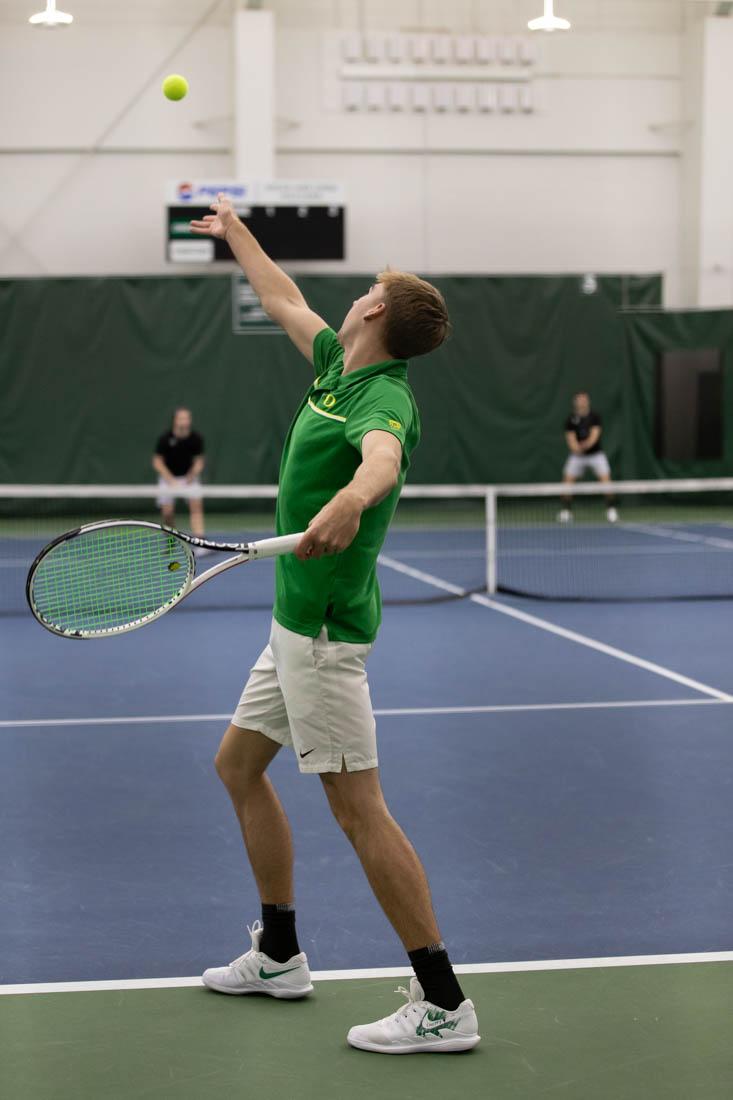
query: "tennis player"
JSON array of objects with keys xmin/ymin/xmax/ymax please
[
  {"xmin": 152, "ymin": 408, "xmax": 206, "ymax": 537},
  {"xmin": 558, "ymin": 392, "xmax": 618, "ymax": 523},
  {"xmin": 191, "ymin": 194, "xmax": 480, "ymax": 1054}
]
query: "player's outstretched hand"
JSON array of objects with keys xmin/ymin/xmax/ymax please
[{"xmin": 189, "ymin": 192, "xmax": 238, "ymax": 238}]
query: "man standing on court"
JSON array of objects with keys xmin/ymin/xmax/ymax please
[
  {"xmin": 190, "ymin": 194, "xmax": 480, "ymax": 1054},
  {"xmin": 152, "ymin": 407, "xmax": 206, "ymax": 538},
  {"xmin": 558, "ymin": 391, "xmax": 618, "ymax": 523}
]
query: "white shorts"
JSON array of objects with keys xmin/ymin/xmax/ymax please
[
  {"xmin": 231, "ymin": 619, "xmax": 377, "ymax": 775},
  {"xmin": 156, "ymin": 476, "xmax": 203, "ymax": 508},
  {"xmin": 563, "ymin": 452, "xmax": 611, "ymax": 480}
]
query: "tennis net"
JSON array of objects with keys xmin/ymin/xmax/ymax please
[
  {"xmin": 1, "ymin": 479, "xmax": 732, "ymax": 616},
  {"xmin": 0, "ymin": 483, "xmax": 488, "ymax": 618},
  {"xmin": 490, "ymin": 478, "xmax": 733, "ymax": 601}
]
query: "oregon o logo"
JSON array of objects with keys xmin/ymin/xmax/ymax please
[{"xmin": 323, "ymin": 394, "xmax": 337, "ymax": 408}]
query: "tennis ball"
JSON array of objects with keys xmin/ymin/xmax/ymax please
[{"xmin": 162, "ymin": 74, "xmax": 189, "ymax": 101}]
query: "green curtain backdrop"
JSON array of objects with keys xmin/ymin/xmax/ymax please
[
  {"xmin": 623, "ymin": 309, "xmax": 733, "ymax": 479},
  {"xmin": 0, "ymin": 273, "xmax": 670, "ymax": 486}
]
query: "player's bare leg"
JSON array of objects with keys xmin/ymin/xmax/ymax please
[
  {"xmin": 558, "ymin": 473, "xmax": 575, "ymax": 522},
  {"xmin": 598, "ymin": 472, "xmax": 618, "ymax": 521},
  {"xmin": 320, "ymin": 765, "xmax": 440, "ymax": 949},
  {"xmin": 160, "ymin": 502, "xmax": 175, "ymax": 528},
  {"xmin": 322, "ymin": 765, "xmax": 479, "ymax": 1050},
  {"xmin": 215, "ymin": 724, "xmax": 292, "ymax": 903},
  {"xmin": 188, "ymin": 497, "xmax": 205, "ymax": 538},
  {"xmin": 202, "ymin": 725, "xmax": 313, "ymax": 998}
]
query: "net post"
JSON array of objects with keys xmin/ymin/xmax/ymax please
[{"xmin": 485, "ymin": 486, "xmax": 497, "ymax": 594}]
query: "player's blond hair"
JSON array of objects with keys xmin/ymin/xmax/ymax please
[{"xmin": 376, "ymin": 269, "xmax": 451, "ymax": 360}]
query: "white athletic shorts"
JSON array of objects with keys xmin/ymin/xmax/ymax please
[
  {"xmin": 563, "ymin": 452, "xmax": 611, "ymax": 479},
  {"xmin": 156, "ymin": 476, "xmax": 203, "ymax": 508},
  {"xmin": 231, "ymin": 619, "xmax": 377, "ymax": 775}
]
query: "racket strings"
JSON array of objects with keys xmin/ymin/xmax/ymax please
[
  {"xmin": 34, "ymin": 532, "xmax": 186, "ymax": 628},
  {"xmin": 30, "ymin": 525, "xmax": 193, "ymax": 634}
]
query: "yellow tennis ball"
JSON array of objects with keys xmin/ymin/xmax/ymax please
[{"xmin": 162, "ymin": 74, "xmax": 189, "ymax": 101}]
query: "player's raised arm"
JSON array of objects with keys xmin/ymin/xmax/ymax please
[{"xmin": 189, "ymin": 192, "xmax": 327, "ymax": 362}]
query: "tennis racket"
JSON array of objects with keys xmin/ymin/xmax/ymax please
[{"xmin": 26, "ymin": 521, "xmax": 304, "ymax": 640}]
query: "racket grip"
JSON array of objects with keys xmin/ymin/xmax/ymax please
[{"xmin": 249, "ymin": 532, "xmax": 305, "ymax": 559}]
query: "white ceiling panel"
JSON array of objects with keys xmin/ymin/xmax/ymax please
[{"xmin": 1, "ymin": 1, "xmax": 725, "ymax": 32}]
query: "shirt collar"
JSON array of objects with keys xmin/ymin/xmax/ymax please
[{"xmin": 337, "ymin": 358, "xmax": 408, "ymax": 387}]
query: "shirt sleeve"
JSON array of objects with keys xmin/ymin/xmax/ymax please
[
  {"xmin": 191, "ymin": 432, "xmax": 204, "ymax": 456},
  {"xmin": 564, "ymin": 417, "xmax": 573, "ymax": 432},
  {"xmin": 312, "ymin": 327, "xmax": 344, "ymax": 380},
  {"xmin": 154, "ymin": 434, "xmax": 167, "ymax": 456},
  {"xmin": 591, "ymin": 412, "xmax": 602, "ymax": 428},
  {"xmin": 345, "ymin": 383, "xmax": 414, "ymax": 454}
]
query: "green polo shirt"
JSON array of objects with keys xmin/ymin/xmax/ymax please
[{"xmin": 274, "ymin": 327, "xmax": 420, "ymax": 643}]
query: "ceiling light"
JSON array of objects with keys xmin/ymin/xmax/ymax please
[
  {"xmin": 528, "ymin": 0, "xmax": 570, "ymax": 32},
  {"xmin": 29, "ymin": 0, "xmax": 73, "ymax": 27}
]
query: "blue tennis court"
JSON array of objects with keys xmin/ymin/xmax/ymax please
[{"xmin": 2, "ymin": 507, "xmax": 732, "ymax": 991}]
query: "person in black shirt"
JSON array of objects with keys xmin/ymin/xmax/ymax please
[
  {"xmin": 152, "ymin": 407, "xmax": 206, "ymax": 536},
  {"xmin": 559, "ymin": 392, "xmax": 618, "ymax": 523}
]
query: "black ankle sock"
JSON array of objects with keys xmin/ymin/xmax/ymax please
[
  {"xmin": 259, "ymin": 903, "xmax": 300, "ymax": 963},
  {"xmin": 408, "ymin": 942, "xmax": 465, "ymax": 1011}
]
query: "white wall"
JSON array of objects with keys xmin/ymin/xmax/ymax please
[
  {"xmin": 697, "ymin": 18, "xmax": 733, "ymax": 306},
  {"xmin": 0, "ymin": 3, "xmax": 689, "ymax": 302},
  {"xmin": 678, "ymin": 15, "xmax": 733, "ymax": 307},
  {"xmin": 679, "ymin": 15, "xmax": 704, "ymax": 306},
  {"xmin": 0, "ymin": 22, "xmax": 231, "ymax": 276},
  {"xmin": 278, "ymin": 27, "xmax": 681, "ymax": 300},
  {"xmin": 279, "ymin": 150, "xmax": 679, "ymax": 289}
]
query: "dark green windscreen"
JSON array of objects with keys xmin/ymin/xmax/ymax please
[
  {"xmin": 0, "ymin": 273, "xmax": 685, "ymax": 486},
  {"xmin": 622, "ymin": 309, "xmax": 733, "ymax": 479}
]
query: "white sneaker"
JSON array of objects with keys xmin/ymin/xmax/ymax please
[
  {"xmin": 202, "ymin": 920, "xmax": 313, "ymax": 999},
  {"xmin": 557, "ymin": 509, "xmax": 572, "ymax": 524},
  {"xmin": 347, "ymin": 977, "xmax": 480, "ymax": 1054},
  {"xmin": 606, "ymin": 507, "xmax": 619, "ymax": 523}
]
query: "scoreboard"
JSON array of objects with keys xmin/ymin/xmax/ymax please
[{"xmin": 166, "ymin": 180, "xmax": 345, "ymax": 263}]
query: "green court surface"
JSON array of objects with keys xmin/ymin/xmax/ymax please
[{"xmin": 2, "ymin": 962, "xmax": 730, "ymax": 1100}]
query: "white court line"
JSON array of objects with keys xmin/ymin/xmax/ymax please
[
  {"xmin": 388, "ymin": 544, "xmax": 720, "ymax": 559},
  {"xmin": 378, "ymin": 554, "xmax": 733, "ymax": 703},
  {"xmin": 375, "ymin": 699, "xmax": 730, "ymax": 716},
  {"xmin": 624, "ymin": 523, "xmax": 733, "ymax": 551},
  {"xmin": 387, "ymin": 547, "xmax": 484, "ymax": 559},
  {"xmin": 2, "ymin": 950, "xmax": 731, "ymax": 996},
  {"xmin": 0, "ymin": 713, "xmax": 232, "ymax": 729},
  {"xmin": 1, "ymin": 697, "xmax": 731, "ymax": 729}
]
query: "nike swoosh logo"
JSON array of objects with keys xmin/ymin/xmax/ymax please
[
  {"xmin": 299, "ymin": 748, "xmax": 315, "ymax": 758},
  {"xmin": 416, "ymin": 1011, "xmax": 458, "ymax": 1038},
  {"xmin": 416, "ymin": 1023, "xmax": 456, "ymax": 1037},
  {"xmin": 259, "ymin": 965, "xmax": 301, "ymax": 980}
]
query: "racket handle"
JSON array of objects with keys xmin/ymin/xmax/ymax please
[{"xmin": 248, "ymin": 532, "xmax": 305, "ymax": 560}]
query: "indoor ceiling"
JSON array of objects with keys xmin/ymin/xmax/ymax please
[{"xmin": 1, "ymin": 0, "xmax": 728, "ymax": 30}]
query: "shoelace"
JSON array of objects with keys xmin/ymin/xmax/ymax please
[
  {"xmin": 229, "ymin": 920, "xmax": 263, "ymax": 969},
  {"xmin": 388, "ymin": 985, "xmax": 424, "ymax": 1024}
]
